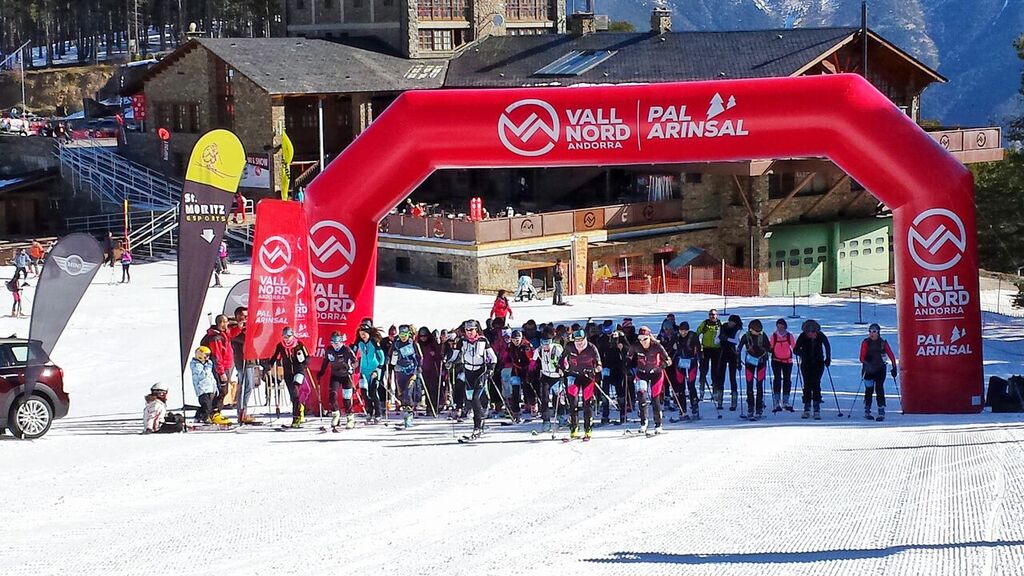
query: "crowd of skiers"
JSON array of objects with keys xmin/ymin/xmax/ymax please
[{"xmin": 150, "ymin": 307, "xmax": 899, "ymax": 438}]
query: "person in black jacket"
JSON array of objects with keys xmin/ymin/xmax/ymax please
[
  {"xmin": 671, "ymin": 322, "xmax": 702, "ymax": 420},
  {"xmin": 266, "ymin": 326, "xmax": 311, "ymax": 428},
  {"xmin": 317, "ymin": 331, "xmax": 358, "ymax": 431},
  {"xmin": 716, "ymin": 314, "xmax": 743, "ymax": 411},
  {"xmin": 597, "ymin": 325, "xmax": 629, "ymax": 425},
  {"xmin": 793, "ymin": 319, "xmax": 832, "ymax": 420}
]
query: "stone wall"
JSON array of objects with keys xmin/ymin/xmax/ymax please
[
  {"xmin": 378, "ymin": 245, "xmax": 479, "ymax": 293},
  {"xmin": 0, "ymin": 137, "xmax": 60, "ymax": 175}
]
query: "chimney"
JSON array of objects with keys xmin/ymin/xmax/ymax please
[
  {"xmin": 568, "ymin": 12, "xmax": 596, "ymax": 36},
  {"xmin": 650, "ymin": 7, "xmax": 672, "ymax": 34}
]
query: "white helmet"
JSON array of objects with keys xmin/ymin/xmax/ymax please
[{"xmin": 151, "ymin": 382, "xmax": 168, "ymax": 394}]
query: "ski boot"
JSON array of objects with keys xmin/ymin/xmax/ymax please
[
  {"xmin": 346, "ymin": 413, "xmax": 355, "ymax": 429},
  {"xmin": 289, "ymin": 417, "xmax": 302, "ymax": 429},
  {"xmin": 297, "ymin": 404, "xmax": 306, "ymax": 425},
  {"xmin": 471, "ymin": 428, "xmax": 483, "ymax": 440},
  {"xmin": 654, "ymin": 425, "xmax": 663, "ymax": 435},
  {"xmin": 864, "ymin": 408, "xmax": 875, "ymax": 421},
  {"xmin": 813, "ymin": 409, "xmax": 821, "ymax": 420},
  {"xmin": 570, "ymin": 426, "xmax": 579, "ymax": 439},
  {"xmin": 402, "ymin": 408, "xmax": 414, "ymax": 429},
  {"xmin": 690, "ymin": 407, "xmax": 700, "ymax": 421},
  {"xmin": 331, "ymin": 411, "xmax": 341, "ymax": 428},
  {"xmin": 784, "ymin": 394, "xmax": 794, "ymax": 412},
  {"xmin": 583, "ymin": 429, "xmax": 592, "ymax": 442},
  {"xmin": 638, "ymin": 423, "xmax": 648, "ymax": 435},
  {"xmin": 600, "ymin": 417, "xmax": 610, "ymax": 426},
  {"xmin": 876, "ymin": 407, "xmax": 886, "ymax": 422},
  {"xmin": 801, "ymin": 407, "xmax": 811, "ymax": 419},
  {"xmin": 210, "ymin": 412, "xmax": 232, "ymax": 426}
]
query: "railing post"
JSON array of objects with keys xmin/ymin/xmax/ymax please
[
  {"xmin": 624, "ymin": 257, "xmax": 630, "ymax": 295},
  {"xmin": 149, "ymin": 211, "xmax": 154, "ymax": 258},
  {"xmin": 661, "ymin": 260, "xmax": 667, "ymax": 294},
  {"xmin": 688, "ymin": 265, "xmax": 692, "ymax": 294}
]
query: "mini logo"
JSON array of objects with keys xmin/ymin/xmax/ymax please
[
  {"xmin": 53, "ymin": 254, "xmax": 97, "ymax": 277},
  {"xmin": 231, "ymin": 292, "xmax": 249, "ymax": 307},
  {"xmin": 642, "ymin": 204, "xmax": 655, "ymax": 220},
  {"xmin": 520, "ymin": 219, "xmax": 535, "ymax": 233},
  {"xmin": 258, "ymin": 236, "xmax": 292, "ymax": 274},
  {"xmin": 310, "ymin": 220, "xmax": 357, "ymax": 279},
  {"xmin": 296, "ymin": 269, "xmax": 306, "ymax": 296},
  {"xmin": 908, "ymin": 208, "xmax": 967, "ymax": 272},
  {"xmin": 583, "ymin": 212, "xmax": 597, "ymax": 228},
  {"xmin": 950, "ymin": 326, "xmax": 966, "ymax": 344},
  {"xmin": 498, "ymin": 99, "xmax": 560, "ymax": 157}
]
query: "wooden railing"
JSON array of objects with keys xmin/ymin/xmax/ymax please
[
  {"xmin": 379, "ymin": 199, "xmax": 685, "ymax": 244},
  {"xmin": 927, "ymin": 127, "xmax": 1003, "ymax": 163}
]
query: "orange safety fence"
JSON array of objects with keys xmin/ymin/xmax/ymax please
[{"xmin": 590, "ymin": 262, "xmax": 760, "ymax": 297}]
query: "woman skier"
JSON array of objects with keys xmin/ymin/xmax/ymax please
[
  {"xmin": 266, "ymin": 326, "xmax": 311, "ymax": 428},
  {"xmin": 627, "ymin": 326, "xmax": 671, "ymax": 435},
  {"xmin": 859, "ymin": 323, "xmax": 898, "ymax": 421},
  {"xmin": 738, "ymin": 319, "xmax": 771, "ymax": 420}
]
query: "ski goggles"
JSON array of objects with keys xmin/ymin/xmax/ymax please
[
  {"xmin": 572, "ymin": 330, "xmax": 586, "ymax": 341},
  {"xmin": 330, "ymin": 335, "xmax": 346, "ymax": 345},
  {"xmin": 540, "ymin": 338, "xmax": 552, "ymax": 346}
]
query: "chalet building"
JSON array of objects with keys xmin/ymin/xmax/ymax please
[
  {"xmin": 132, "ymin": 37, "xmax": 445, "ymax": 192},
  {"xmin": 276, "ymin": 0, "xmax": 567, "ymax": 58},
  {"xmin": 378, "ymin": 11, "xmax": 1004, "ymax": 296}
]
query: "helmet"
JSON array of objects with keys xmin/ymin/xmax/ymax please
[
  {"xmin": 637, "ymin": 326, "xmax": 652, "ymax": 336},
  {"xmin": 463, "ymin": 319, "xmax": 480, "ymax": 331},
  {"xmin": 571, "ymin": 329, "xmax": 586, "ymax": 340},
  {"xmin": 678, "ymin": 321, "xmax": 690, "ymax": 331},
  {"xmin": 511, "ymin": 329, "xmax": 523, "ymax": 339},
  {"xmin": 502, "ymin": 328, "xmax": 512, "ymax": 339},
  {"xmin": 728, "ymin": 315, "xmax": 742, "ymax": 327},
  {"xmin": 330, "ymin": 331, "xmax": 345, "ymax": 345},
  {"xmin": 868, "ymin": 323, "xmax": 881, "ymax": 333},
  {"xmin": 282, "ymin": 326, "xmax": 294, "ymax": 338},
  {"xmin": 151, "ymin": 382, "xmax": 168, "ymax": 393},
  {"xmin": 195, "ymin": 345, "xmax": 211, "ymax": 357},
  {"xmin": 748, "ymin": 319, "xmax": 763, "ymax": 333},
  {"xmin": 601, "ymin": 323, "xmax": 614, "ymax": 335}
]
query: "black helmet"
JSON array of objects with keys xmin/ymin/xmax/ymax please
[
  {"xmin": 868, "ymin": 323, "xmax": 881, "ymax": 333},
  {"xmin": 748, "ymin": 319, "xmax": 763, "ymax": 333}
]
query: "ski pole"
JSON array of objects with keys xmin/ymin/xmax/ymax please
[
  {"xmin": 891, "ymin": 370, "xmax": 902, "ymax": 411},
  {"xmin": 420, "ymin": 370, "xmax": 438, "ymax": 418},
  {"xmin": 848, "ymin": 368, "xmax": 865, "ymax": 419},
  {"xmin": 825, "ymin": 365, "xmax": 843, "ymax": 417}
]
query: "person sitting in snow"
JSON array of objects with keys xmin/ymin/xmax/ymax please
[{"xmin": 143, "ymin": 383, "xmax": 184, "ymax": 433}]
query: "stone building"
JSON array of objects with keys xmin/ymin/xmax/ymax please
[
  {"xmin": 277, "ymin": 0, "xmax": 567, "ymax": 58},
  {"xmin": 377, "ymin": 14, "xmax": 1004, "ymax": 297},
  {"xmin": 134, "ymin": 37, "xmax": 445, "ymax": 196}
]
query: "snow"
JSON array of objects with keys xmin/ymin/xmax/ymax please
[{"xmin": 2, "ymin": 260, "xmax": 1024, "ymax": 575}]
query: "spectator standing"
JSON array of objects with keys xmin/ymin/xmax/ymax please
[
  {"xmin": 490, "ymin": 289, "xmax": 513, "ymax": 322},
  {"xmin": 120, "ymin": 247, "xmax": 133, "ymax": 283},
  {"xmin": 218, "ymin": 241, "xmax": 229, "ymax": 274},
  {"xmin": 28, "ymin": 240, "xmax": 43, "ymax": 276},
  {"xmin": 12, "ymin": 249, "xmax": 30, "ymax": 283},
  {"xmin": 552, "ymin": 258, "xmax": 565, "ymax": 306}
]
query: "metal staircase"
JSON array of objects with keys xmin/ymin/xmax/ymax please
[
  {"xmin": 57, "ymin": 139, "xmax": 180, "ymax": 211},
  {"xmin": 59, "ymin": 138, "xmax": 256, "ymax": 258}
]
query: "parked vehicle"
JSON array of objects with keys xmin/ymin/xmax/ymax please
[
  {"xmin": 70, "ymin": 118, "xmax": 119, "ymax": 140},
  {"xmin": 0, "ymin": 339, "xmax": 69, "ymax": 439}
]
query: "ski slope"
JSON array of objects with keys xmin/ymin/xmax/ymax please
[{"xmin": 2, "ymin": 260, "xmax": 1024, "ymax": 576}]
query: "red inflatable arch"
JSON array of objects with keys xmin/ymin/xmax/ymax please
[{"xmin": 305, "ymin": 74, "xmax": 983, "ymax": 414}]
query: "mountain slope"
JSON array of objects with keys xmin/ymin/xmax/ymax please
[{"xmin": 605, "ymin": 0, "xmax": 1023, "ymax": 128}]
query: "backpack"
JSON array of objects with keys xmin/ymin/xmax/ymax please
[
  {"xmin": 746, "ymin": 331, "xmax": 768, "ymax": 358},
  {"xmin": 5, "ymin": 279, "xmax": 16, "ymax": 292}
]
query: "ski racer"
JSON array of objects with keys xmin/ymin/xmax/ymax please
[
  {"xmin": 738, "ymin": 319, "xmax": 771, "ymax": 420},
  {"xmin": 448, "ymin": 319, "xmax": 497, "ymax": 440},
  {"xmin": 859, "ymin": 323, "xmax": 898, "ymax": 421},
  {"xmin": 793, "ymin": 319, "xmax": 831, "ymax": 420},
  {"xmin": 627, "ymin": 326, "xmax": 671, "ymax": 435},
  {"xmin": 266, "ymin": 326, "xmax": 311, "ymax": 428},
  {"xmin": 559, "ymin": 329, "xmax": 602, "ymax": 440},
  {"xmin": 317, "ymin": 331, "xmax": 358, "ymax": 430}
]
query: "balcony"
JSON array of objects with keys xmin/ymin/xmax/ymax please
[
  {"xmin": 416, "ymin": 0, "xmax": 469, "ymax": 21},
  {"xmin": 927, "ymin": 127, "xmax": 1004, "ymax": 164},
  {"xmin": 379, "ymin": 200, "xmax": 686, "ymax": 244}
]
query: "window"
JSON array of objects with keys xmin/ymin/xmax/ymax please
[
  {"xmin": 417, "ymin": 0, "xmax": 466, "ymax": 20},
  {"xmin": 803, "ymin": 248, "xmax": 813, "ymax": 255},
  {"xmin": 437, "ymin": 261, "xmax": 453, "ymax": 279},
  {"xmin": 214, "ymin": 61, "xmax": 235, "ymax": 130},
  {"xmin": 418, "ymin": 29, "xmax": 455, "ymax": 51},
  {"xmin": 789, "ymin": 249, "xmax": 799, "ymax": 257},
  {"xmin": 817, "ymin": 256, "xmax": 827, "ymax": 263},
  {"xmin": 507, "ymin": 0, "xmax": 552, "ymax": 21},
  {"xmin": 850, "ymin": 250, "xmax": 859, "ymax": 257},
  {"xmin": 875, "ymin": 247, "xmax": 885, "ymax": 254},
  {"xmin": 876, "ymin": 237, "xmax": 885, "ymax": 244},
  {"xmin": 849, "ymin": 240, "xmax": 859, "ymax": 248},
  {"xmin": 155, "ymin": 101, "xmax": 200, "ymax": 133},
  {"xmin": 4, "ymin": 343, "xmax": 46, "ymax": 366},
  {"xmin": 803, "ymin": 258, "xmax": 813, "ymax": 265},
  {"xmin": 685, "ymin": 173, "xmax": 703, "ymax": 184},
  {"xmin": 536, "ymin": 50, "xmax": 617, "ymax": 76},
  {"xmin": 789, "ymin": 259, "xmax": 800, "ymax": 267},
  {"xmin": 775, "ymin": 251, "xmax": 785, "ymax": 259},
  {"xmin": 396, "ymin": 257, "xmax": 411, "ymax": 274},
  {"xmin": 863, "ymin": 239, "xmax": 872, "ymax": 246},
  {"xmin": 839, "ymin": 251, "xmax": 846, "ymax": 259},
  {"xmin": 817, "ymin": 246, "xmax": 827, "ymax": 253}
]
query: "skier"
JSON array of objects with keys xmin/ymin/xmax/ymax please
[
  {"xmin": 389, "ymin": 325, "xmax": 422, "ymax": 428},
  {"xmin": 7, "ymin": 278, "xmax": 23, "ymax": 317},
  {"xmin": 716, "ymin": 314, "xmax": 743, "ymax": 411},
  {"xmin": 559, "ymin": 329, "xmax": 602, "ymax": 440},
  {"xmin": 191, "ymin": 346, "xmax": 226, "ymax": 425},
  {"xmin": 597, "ymin": 324, "xmax": 628, "ymax": 425},
  {"xmin": 626, "ymin": 326, "xmax": 671, "ymax": 435},
  {"xmin": 793, "ymin": 319, "xmax": 831, "ymax": 420},
  {"xmin": 200, "ymin": 315, "xmax": 235, "ymax": 419},
  {"xmin": 738, "ymin": 319, "xmax": 771, "ymax": 420},
  {"xmin": 317, "ymin": 331, "xmax": 358, "ymax": 431},
  {"xmin": 266, "ymin": 326, "xmax": 311, "ymax": 428},
  {"xmin": 442, "ymin": 328, "xmax": 467, "ymax": 421},
  {"xmin": 657, "ymin": 314, "xmax": 678, "ymax": 411},
  {"xmin": 671, "ymin": 321, "xmax": 702, "ymax": 420},
  {"xmin": 859, "ymin": 323, "xmax": 898, "ymax": 421},
  {"xmin": 143, "ymin": 383, "xmax": 184, "ymax": 433},
  {"xmin": 769, "ymin": 318, "xmax": 796, "ymax": 412},
  {"xmin": 355, "ymin": 325, "xmax": 386, "ymax": 424},
  {"xmin": 416, "ymin": 327, "xmax": 443, "ymax": 417},
  {"xmin": 533, "ymin": 326, "xmax": 565, "ymax": 433},
  {"xmin": 696, "ymin": 309, "xmax": 721, "ymax": 398},
  {"xmin": 489, "ymin": 289, "xmax": 514, "ymax": 322},
  {"xmin": 507, "ymin": 329, "xmax": 533, "ymax": 422},
  {"xmin": 448, "ymin": 319, "xmax": 497, "ymax": 440}
]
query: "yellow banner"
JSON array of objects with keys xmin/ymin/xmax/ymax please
[
  {"xmin": 280, "ymin": 131, "xmax": 294, "ymax": 201},
  {"xmin": 185, "ymin": 129, "xmax": 245, "ymax": 193}
]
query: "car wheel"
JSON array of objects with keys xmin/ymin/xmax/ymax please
[{"xmin": 9, "ymin": 395, "xmax": 53, "ymax": 439}]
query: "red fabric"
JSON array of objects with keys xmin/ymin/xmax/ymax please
[
  {"xmin": 770, "ymin": 332, "xmax": 795, "ymax": 363},
  {"xmin": 745, "ymin": 364, "xmax": 767, "ymax": 384},
  {"xmin": 203, "ymin": 328, "xmax": 234, "ymax": 378},
  {"xmin": 567, "ymin": 378, "xmax": 596, "ymax": 401},
  {"xmin": 490, "ymin": 297, "xmax": 512, "ymax": 319}
]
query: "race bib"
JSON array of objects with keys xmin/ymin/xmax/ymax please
[{"xmin": 635, "ymin": 379, "xmax": 649, "ymax": 394}]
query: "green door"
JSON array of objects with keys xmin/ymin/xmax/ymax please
[
  {"xmin": 767, "ymin": 224, "xmax": 831, "ymax": 296},
  {"xmin": 836, "ymin": 218, "xmax": 892, "ymax": 290}
]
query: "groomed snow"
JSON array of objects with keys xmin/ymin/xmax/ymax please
[{"xmin": 2, "ymin": 260, "xmax": 1023, "ymax": 576}]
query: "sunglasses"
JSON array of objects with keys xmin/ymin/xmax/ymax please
[
  {"xmin": 869, "ymin": 329, "xmax": 879, "ymax": 334},
  {"xmin": 465, "ymin": 327, "xmax": 478, "ymax": 333}
]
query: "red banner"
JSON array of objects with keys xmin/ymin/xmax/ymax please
[{"xmin": 245, "ymin": 200, "xmax": 317, "ymax": 360}]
